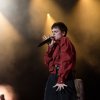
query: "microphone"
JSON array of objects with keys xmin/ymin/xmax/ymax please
[{"xmin": 37, "ymin": 37, "xmax": 52, "ymax": 47}]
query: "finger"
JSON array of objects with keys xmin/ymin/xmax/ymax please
[
  {"xmin": 53, "ymin": 85, "xmax": 57, "ymax": 88},
  {"xmin": 63, "ymin": 84, "xmax": 67, "ymax": 87},
  {"xmin": 56, "ymin": 87, "xmax": 60, "ymax": 91},
  {"xmin": 59, "ymin": 87, "xmax": 62, "ymax": 91},
  {"xmin": 62, "ymin": 86, "xmax": 64, "ymax": 89},
  {"xmin": 43, "ymin": 35, "xmax": 47, "ymax": 39},
  {"xmin": 42, "ymin": 36, "xmax": 45, "ymax": 39},
  {"xmin": 57, "ymin": 86, "xmax": 63, "ymax": 91},
  {"xmin": 42, "ymin": 35, "xmax": 47, "ymax": 40},
  {"xmin": 42, "ymin": 36, "xmax": 45, "ymax": 40}
]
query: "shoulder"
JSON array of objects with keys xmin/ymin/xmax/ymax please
[
  {"xmin": 60, "ymin": 36, "xmax": 69, "ymax": 46},
  {"xmin": 60, "ymin": 37, "xmax": 76, "ymax": 50}
]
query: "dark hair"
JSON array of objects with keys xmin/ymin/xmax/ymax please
[{"xmin": 51, "ymin": 22, "xmax": 68, "ymax": 36}]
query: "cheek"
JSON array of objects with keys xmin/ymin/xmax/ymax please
[
  {"xmin": 56, "ymin": 34, "xmax": 62, "ymax": 40},
  {"xmin": 58, "ymin": 34, "xmax": 62, "ymax": 38}
]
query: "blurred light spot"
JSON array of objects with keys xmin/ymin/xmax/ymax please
[
  {"xmin": 47, "ymin": 13, "xmax": 50, "ymax": 18},
  {"xmin": 44, "ymin": 13, "xmax": 56, "ymax": 36},
  {"xmin": 0, "ymin": 85, "xmax": 18, "ymax": 100}
]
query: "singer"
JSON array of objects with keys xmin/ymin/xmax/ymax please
[{"xmin": 43, "ymin": 22, "xmax": 77, "ymax": 100}]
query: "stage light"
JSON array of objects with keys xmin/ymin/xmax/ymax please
[
  {"xmin": 47, "ymin": 13, "xmax": 50, "ymax": 18},
  {"xmin": 43, "ymin": 13, "xmax": 56, "ymax": 36}
]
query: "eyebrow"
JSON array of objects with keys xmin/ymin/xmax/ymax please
[{"xmin": 52, "ymin": 30, "xmax": 58, "ymax": 32}]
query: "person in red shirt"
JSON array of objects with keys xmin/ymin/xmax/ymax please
[{"xmin": 43, "ymin": 22, "xmax": 77, "ymax": 100}]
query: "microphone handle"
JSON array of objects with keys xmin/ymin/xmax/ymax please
[{"xmin": 37, "ymin": 38, "xmax": 51, "ymax": 47}]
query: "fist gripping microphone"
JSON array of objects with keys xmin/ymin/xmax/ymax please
[{"xmin": 37, "ymin": 36, "xmax": 54, "ymax": 47}]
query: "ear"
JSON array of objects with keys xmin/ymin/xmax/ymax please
[{"xmin": 62, "ymin": 32, "xmax": 65, "ymax": 36}]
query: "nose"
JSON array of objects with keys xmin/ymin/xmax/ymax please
[{"xmin": 53, "ymin": 32, "xmax": 55, "ymax": 36}]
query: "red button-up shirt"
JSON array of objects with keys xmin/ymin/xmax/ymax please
[{"xmin": 44, "ymin": 36, "xmax": 76, "ymax": 84}]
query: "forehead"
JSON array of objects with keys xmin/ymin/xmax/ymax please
[{"xmin": 51, "ymin": 27, "xmax": 61, "ymax": 32}]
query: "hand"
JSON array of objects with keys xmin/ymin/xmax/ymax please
[
  {"xmin": 42, "ymin": 35, "xmax": 49, "ymax": 41},
  {"xmin": 53, "ymin": 83, "xmax": 67, "ymax": 91},
  {"xmin": 42, "ymin": 35, "xmax": 55, "ymax": 47}
]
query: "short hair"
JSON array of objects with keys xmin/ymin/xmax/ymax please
[{"xmin": 51, "ymin": 22, "xmax": 68, "ymax": 36}]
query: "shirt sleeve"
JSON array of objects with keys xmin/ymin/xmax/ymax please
[
  {"xmin": 57, "ymin": 38, "xmax": 76, "ymax": 83},
  {"xmin": 44, "ymin": 45, "xmax": 55, "ymax": 68}
]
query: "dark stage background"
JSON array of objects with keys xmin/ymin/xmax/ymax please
[{"xmin": 0, "ymin": 0, "xmax": 100, "ymax": 100}]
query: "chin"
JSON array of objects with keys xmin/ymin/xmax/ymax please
[{"xmin": 55, "ymin": 38, "xmax": 58, "ymax": 40}]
